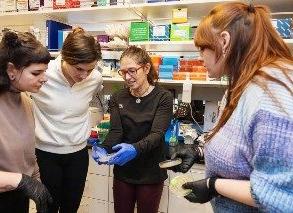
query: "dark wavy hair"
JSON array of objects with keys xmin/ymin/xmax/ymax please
[
  {"xmin": 0, "ymin": 31, "xmax": 50, "ymax": 92},
  {"xmin": 120, "ymin": 45, "xmax": 158, "ymax": 85}
]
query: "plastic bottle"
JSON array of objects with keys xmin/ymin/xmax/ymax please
[{"xmin": 182, "ymin": 73, "xmax": 192, "ymax": 103}]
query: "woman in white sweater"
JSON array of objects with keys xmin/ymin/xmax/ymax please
[{"xmin": 31, "ymin": 27, "xmax": 103, "ymax": 213}]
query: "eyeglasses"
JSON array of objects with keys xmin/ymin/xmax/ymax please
[{"xmin": 118, "ymin": 65, "xmax": 144, "ymax": 77}]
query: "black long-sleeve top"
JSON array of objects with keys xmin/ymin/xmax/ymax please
[{"xmin": 102, "ymin": 85, "xmax": 173, "ymax": 184}]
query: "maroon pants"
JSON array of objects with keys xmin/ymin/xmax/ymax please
[{"xmin": 113, "ymin": 178, "xmax": 164, "ymax": 213}]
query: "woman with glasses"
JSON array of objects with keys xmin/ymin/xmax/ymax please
[
  {"xmin": 93, "ymin": 45, "xmax": 173, "ymax": 213},
  {"xmin": 30, "ymin": 27, "xmax": 103, "ymax": 212},
  {"xmin": 0, "ymin": 31, "xmax": 52, "ymax": 212}
]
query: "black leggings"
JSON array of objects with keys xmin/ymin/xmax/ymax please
[
  {"xmin": 36, "ymin": 148, "xmax": 89, "ymax": 213},
  {"xmin": 0, "ymin": 189, "xmax": 29, "ymax": 213}
]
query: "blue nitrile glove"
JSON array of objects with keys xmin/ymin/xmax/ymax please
[
  {"xmin": 108, "ymin": 143, "xmax": 137, "ymax": 166},
  {"xmin": 92, "ymin": 145, "xmax": 108, "ymax": 163}
]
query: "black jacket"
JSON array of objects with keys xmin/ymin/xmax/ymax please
[{"xmin": 102, "ymin": 85, "xmax": 173, "ymax": 184}]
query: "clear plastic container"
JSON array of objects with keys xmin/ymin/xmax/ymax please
[
  {"xmin": 170, "ymin": 170, "xmax": 206, "ymax": 197},
  {"xmin": 169, "ymin": 173, "xmax": 194, "ymax": 197}
]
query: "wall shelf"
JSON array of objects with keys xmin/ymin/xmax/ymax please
[
  {"xmin": 1, "ymin": 0, "xmax": 292, "ymax": 26},
  {"xmin": 102, "ymin": 77, "xmax": 227, "ymax": 101},
  {"xmin": 129, "ymin": 40, "xmax": 197, "ymax": 52},
  {"xmin": 129, "ymin": 39, "xmax": 293, "ymax": 52},
  {"xmin": 51, "ymin": 38, "xmax": 293, "ymax": 58},
  {"xmin": 0, "ymin": 5, "xmax": 137, "ymax": 26},
  {"xmin": 103, "ymin": 77, "xmax": 227, "ymax": 88},
  {"xmin": 50, "ymin": 50, "xmax": 123, "ymax": 59}
]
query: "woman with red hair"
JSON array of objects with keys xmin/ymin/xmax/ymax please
[{"xmin": 171, "ymin": 2, "xmax": 293, "ymax": 212}]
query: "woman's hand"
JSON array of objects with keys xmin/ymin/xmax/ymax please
[
  {"xmin": 183, "ymin": 177, "xmax": 218, "ymax": 203},
  {"xmin": 92, "ymin": 145, "xmax": 108, "ymax": 163},
  {"xmin": 169, "ymin": 144, "xmax": 204, "ymax": 173},
  {"xmin": 108, "ymin": 143, "xmax": 137, "ymax": 166},
  {"xmin": 17, "ymin": 174, "xmax": 53, "ymax": 213}
]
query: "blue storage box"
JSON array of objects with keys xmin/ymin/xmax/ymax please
[
  {"xmin": 272, "ymin": 18, "xmax": 292, "ymax": 39},
  {"xmin": 159, "ymin": 65, "xmax": 174, "ymax": 73},
  {"xmin": 159, "ymin": 72, "xmax": 173, "ymax": 79},
  {"xmin": 150, "ymin": 25, "xmax": 170, "ymax": 41},
  {"xmin": 162, "ymin": 56, "xmax": 179, "ymax": 66},
  {"xmin": 58, "ymin": 30, "xmax": 71, "ymax": 50},
  {"xmin": 162, "ymin": 56, "xmax": 179, "ymax": 70}
]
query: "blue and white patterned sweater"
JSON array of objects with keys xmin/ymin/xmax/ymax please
[{"xmin": 205, "ymin": 65, "xmax": 293, "ymax": 212}]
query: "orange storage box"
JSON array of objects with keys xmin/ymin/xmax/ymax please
[
  {"xmin": 179, "ymin": 65, "xmax": 192, "ymax": 72},
  {"xmin": 180, "ymin": 58, "xmax": 204, "ymax": 67},
  {"xmin": 173, "ymin": 72, "xmax": 206, "ymax": 80},
  {"xmin": 192, "ymin": 66, "xmax": 207, "ymax": 73},
  {"xmin": 53, "ymin": 0, "xmax": 80, "ymax": 9},
  {"xmin": 173, "ymin": 72, "xmax": 188, "ymax": 80},
  {"xmin": 151, "ymin": 55, "xmax": 162, "ymax": 65},
  {"xmin": 190, "ymin": 72, "xmax": 206, "ymax": 80}
]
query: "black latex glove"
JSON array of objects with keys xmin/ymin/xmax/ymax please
[
  {"xmin": 170, "ymin": 144, "xmax": 204, "ymax": 173},
  {"xmin": 183, "ymin": 177, "xmax": 218, "ymax": 203},
  {"xmin": 17, "ymin": 174, "xmax": 52, "ymax": 213}
]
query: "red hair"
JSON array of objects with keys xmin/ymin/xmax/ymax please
[{"xmin": 194, "ymin": 2, "xmax": 293, "ymax": 141}]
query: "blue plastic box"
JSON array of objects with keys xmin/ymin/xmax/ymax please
[
  {"xmin": 272, "ymin": 18, "xmax": 292, "ymax": 39},
  {"xmin": 159, "ymin": 72, "xmax": 173, "ymax": 79},
  {"xmin": 162, "ymin": 56, "xmax": 179, "ymax": 70},
  {"xmin": 159, "ymin": 65, "xmax": 174, "ymax": 73},
  {"xmin": 150, "ymin": 25, "xmax": 170, "ymax": 41}
]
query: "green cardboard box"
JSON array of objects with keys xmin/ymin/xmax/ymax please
[
  {"xmin": 170, "ymin": 23, "xmax": 191, "ymax": 41},
  {"xmin": 130, "ymin": 22, "xmax": 150, "ymax": 41}
]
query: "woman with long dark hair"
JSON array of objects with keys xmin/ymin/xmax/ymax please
[{"xmin": 0, "ymin": 31, "xmax": 52, "ymax": 212}]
